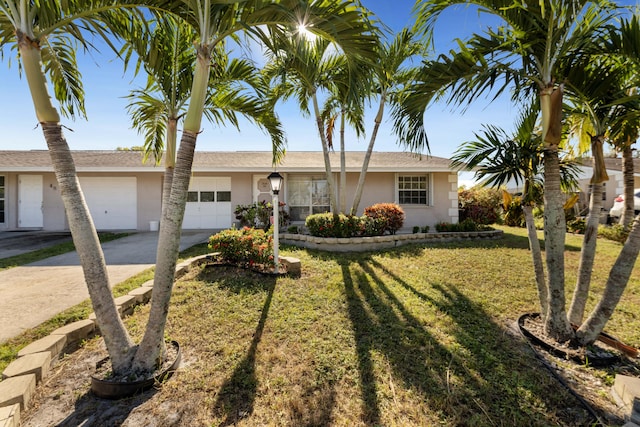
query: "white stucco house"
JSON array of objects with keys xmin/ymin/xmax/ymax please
[{"xmin": 0, "ymin": 150, "xmax": 460, "ymax": 232}]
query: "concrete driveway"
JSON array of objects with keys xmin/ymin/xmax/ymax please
[{"xmin": 0, "ymin": 231, "xmax": 213, "ymax": 343}]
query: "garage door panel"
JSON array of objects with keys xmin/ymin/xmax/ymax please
[
  {"xmin": 80, "ymin": 177, "xmax": 137, "ymax": 230},
  {"xmin": 183, "ymin": 177, "xmax": 231, "ymax": 229}
]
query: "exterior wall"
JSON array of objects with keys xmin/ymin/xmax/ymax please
[
  {"xmin": 0, "ymin": 169, "xmax": 460, "ymax": 232},
  {"xmin": 286, "ymin": 171, "xmax": 459, "ymax": 230},
  {"xmin": 136, "ymin": 174, "xmax": 162, "ymax": 230}
]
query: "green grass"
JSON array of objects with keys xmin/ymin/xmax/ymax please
[
  {"xmin": 143, "ymin": 227, "xmax": 638, "ymax": 425},
  {"xmin": 0, "ymin": 232, "xmax": 129, "ymax": 271},
  {"xmin": 10, "ymin": 227, "xmax": 640, "ymax": 425}
]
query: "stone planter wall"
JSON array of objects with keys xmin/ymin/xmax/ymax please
[{"xmin": 281, "ymin": 229, "xmax": 503, "ymax": 252}]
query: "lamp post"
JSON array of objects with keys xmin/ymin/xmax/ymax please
[{"xmin": 268, "ymin": 171, "xmax": 283, "ymax": 274}]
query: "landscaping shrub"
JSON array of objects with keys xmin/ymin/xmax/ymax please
[
  {"xmin": 208, "ymin": 226, "xmax": 273, "ymax": 268},
  {"xmin": 458, "ymin": 187, "xmax": 502, "ymax": 225},
  {"xmin": 598, "ymin": 224, "xmax": 629, "ymax": 243},
  {"xmin": 360, "ymin": 215, "xmax": 387, "ymax": 236},
  {"xmin": 567, "ymin": 217, "xmax": 586, "ymax": 234},
  {"xmin": 503, "ymin": 196, "xmax": 526, "ymax": 227},
  {"xmin": 435, "ymin": 219, "xmax": 485, "ymax": 232},
  {"xmin": 234, "ymin": 201, "xmax": 290, "ymax": 231},
  {"xmin": 363, "ymin": 203, "xmax": 405, "ymax": 235},
  {"xmin": 305, "ymin": 213, "xmax": 386, "ymax": 237}
]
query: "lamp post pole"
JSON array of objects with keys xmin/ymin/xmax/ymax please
[
  {"xmin": 268, "ymin": 171, "xmax": 283, "ymax": 274},
  {"xmin": 272, "ymin": 191, "xmax": 279, "ymax": 274}
]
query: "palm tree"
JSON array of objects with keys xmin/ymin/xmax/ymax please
[
  {"xmin": 2, "ymin": 0, "xmax": 378, "ymax": 377},
  {"xmin": 263, "ymin": 36, "xmax": 349, "ymax": 214},
  {"xmin": 130, "ymin": 0, "xmax": 379, "ymax": 375},
  {"xmin": 321, "ymin": 60, "xmax": 367, "ymax": 214},
  {"xmin": 0, "ymin": 0, "xmax": 168, "ymax": 374},
  {"xmin": 451, "ymin": 106, "xmax": 580, "ymax": 321},
  {"xmin": 123, "ymin": 17, "xmax": 283, "ymax": 211},
  {"xmin": 407, "ymin": 0, "xmax": 621, "ymax": 342},
  {"xmin": 602, "ymin": 16, "xmax": 640, "ymax": 230},
  {"xmin": 350, "ymin": 28, "xmax": 424, "ymax": 216},
  {"xmin": 563, "ymin": 57, "xmax": 637, "ymax": 325}
]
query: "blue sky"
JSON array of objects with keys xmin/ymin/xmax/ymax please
[{"xmin": 0, "ymin": 2, "xmax": 628, "ymax": 160}]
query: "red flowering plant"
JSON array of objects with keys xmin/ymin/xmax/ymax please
[
  {"xmin": 363, "ymin": 203, "xmax": 405, "ymax": 235},
  {"xmin": 208, "ymin": 226, "xmax": 275, "ymax": 270}
]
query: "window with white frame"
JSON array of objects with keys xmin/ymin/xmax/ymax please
[
  {"xmin": 398, "ymin": 174, "xmax": 430, "ymax": 205},
  {"xmin": 0, "ymin": 176, "xmax": 4, "ymax": 223},
  {"xmin": 287, "ymin": 175, "xmax": 330, "ymax": 221}
]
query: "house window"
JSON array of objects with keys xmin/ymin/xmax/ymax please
[
  {"xmin": 200, "ymin": 191, "xmax": 215, "ymax": 202},
  {"xmin": 0, "ymin": 176, "xmax": 4, "ymax": 223},
  {"xmin": 287, "ymin": 175, "xmax": 330, "ymax": 221},
  {"xmin": 398, "ymin": 175, "xmax": 430, "ymax": 205},
  {"xmin": 217, "ymin": 191, "xmax": 231, "ymax": 202}
]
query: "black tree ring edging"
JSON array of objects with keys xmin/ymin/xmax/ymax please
[
  {"xmin": 91, "ymin": 340, "xmax": 182, "ymax": 399},
  {"xmin": 517, "ymin": 313, "xmax": 621, "ymax": 367}
]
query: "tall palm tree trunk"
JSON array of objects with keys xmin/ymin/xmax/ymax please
[
  {"xmin": 542, "ymin": 147, "xmax": 574, "ymax": 341},
  {"xmin": 620, "ymin": 144, "xmax": 636, "ymax": 229},
  {"xmin": 569, "ymin": 135, "xmax": 608, "ymax": 324},
  {"xmin": 133, "ymin": 133, "xmax": 195, "ymax": 371},
  {"xmin": 576, "ymin": 214, "xmax": 640, "ymax": 344},
  {"xmin": 133, "ymin": 45, "xmax": 211, "ymax": 373},
  {"xmin": 312, "ymin": 94, "xmax": 338, "ymax": 213},
  {"xmin": 45, "ymin": 125, "xmax": 135, "ymax": 373},
  {"xmin": 540, "ymin": 84, "xmax": 574, "ymax": 341},
  {"xmin": 339, "ymin": 110, "xmax": 347, "ymax": 214},
  {"xmin": 19, "ymin": 32, "xmax": 134, "ymax": 374},
  {"xmin": 568, "ymin": 182, "xmax": 603, "ymax": 324},
  {"xmin": 161, "ymin": 118, "xmax": 179, "ymax": 213},
  {"xmin": 523, "ymin": 204, "xmax": 547, "ymax": 319},
  {"xmin": 351, "ymin": 95, "xmax": 385, "ymax": 215}
]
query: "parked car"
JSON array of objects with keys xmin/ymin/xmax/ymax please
[{"xmin": 609, "ymin": 188, "xmax": 640, "ymax": 219}]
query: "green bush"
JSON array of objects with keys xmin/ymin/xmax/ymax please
[
  {"xmin": 435, "ymin": 219, "xmax": 485, "ymax": 232},
  {"xmin": 363, "ymin": 203, "xmax": 405, "ymax": 235},
  {"xmin": 567, "ymin": 217, "xmax": 586, "ymax": 234},
  {"xmin": 208, "ymin": 226, "xmax": 273, "ymax": 268},
  {"xmin": 598, "ymin": 224, "xmax": 629, "ymax": 243},
  {"xmin": 234, "ymin": 201, "xmax": 290, "ymax": 231},
  {"xmin": 305, "ymin": 213, "xmax": 387, "ymax": 238},
  {"xmin": 458, "ymin": 187, "xmax": 502, "ymax": 225},
  {"xmin": 503, "ymin": 196, "xmax": 526, "ymax": 227},
  {"xmin": 360, "ymin": 215, "xmax": 387, "ymax": 236},
  {"xmin": 413, "ymin": 226, "xmax": 420, "ymax": 234}
]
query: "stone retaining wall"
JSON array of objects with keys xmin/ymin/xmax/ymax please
[{"xmin": 281, "ymin": 229, "xmax": 504, "ymax": 252}]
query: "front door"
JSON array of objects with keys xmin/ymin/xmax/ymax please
[{"xmin": 18, "ymin": 175, "xmax": 44, "ymax": 228}]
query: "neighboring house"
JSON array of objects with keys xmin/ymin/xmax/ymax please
[
  {"xmin": 573, "ymin": 157, "xmax": 640, "ymax": 215},
  {"xmin": 0, "ymin": 150, "xmax": 459, "ymax": 232}
]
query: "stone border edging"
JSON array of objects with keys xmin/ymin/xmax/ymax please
[
  {"xmin": 0, "ymin": 254, "xmax": 209, "ymax": 426},
  {"xmin": 281, "ymin": 229, "xmax": 504, "ymax": 252}
]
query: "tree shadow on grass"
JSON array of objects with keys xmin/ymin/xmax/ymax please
[
  {"xmin": 338, "ymin": 255, "xmax": 593, "ymax": 425},
  {"xmin": 360, "ymin": 257, "xmax": 596, "ymax": 425},
  {"xmin": 340, "ymin": 258, "xmax": 483, "ymax": 425},
  {"xmin": 212, "ymin": 279, "xmax": 275, "ymax": 426}
]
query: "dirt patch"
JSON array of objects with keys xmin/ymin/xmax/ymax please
[{"xmin": 519, "ymin": 314, "xmax": 640, "ymax": 425}]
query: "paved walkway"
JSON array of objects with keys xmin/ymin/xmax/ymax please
[{"xmin": 0, "ymin": 231, "xmax": 213, "ymax": 343}]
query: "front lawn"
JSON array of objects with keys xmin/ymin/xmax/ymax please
[{"xmin": 22, "ymin": 226, "xmax": 640, "ymax": 426}]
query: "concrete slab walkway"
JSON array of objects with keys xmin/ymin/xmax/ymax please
[{"xmin": 0, "ymin": 231, "xmax": 213, "ymax": 343}]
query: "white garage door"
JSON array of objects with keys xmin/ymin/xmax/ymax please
[
  {"xmin": 183, "ymin": 177, "xmax": 231, "ymax": 229},
  {"xmin": 79, "ymin": 177, "xmax": 137, "ymax": 230}
]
